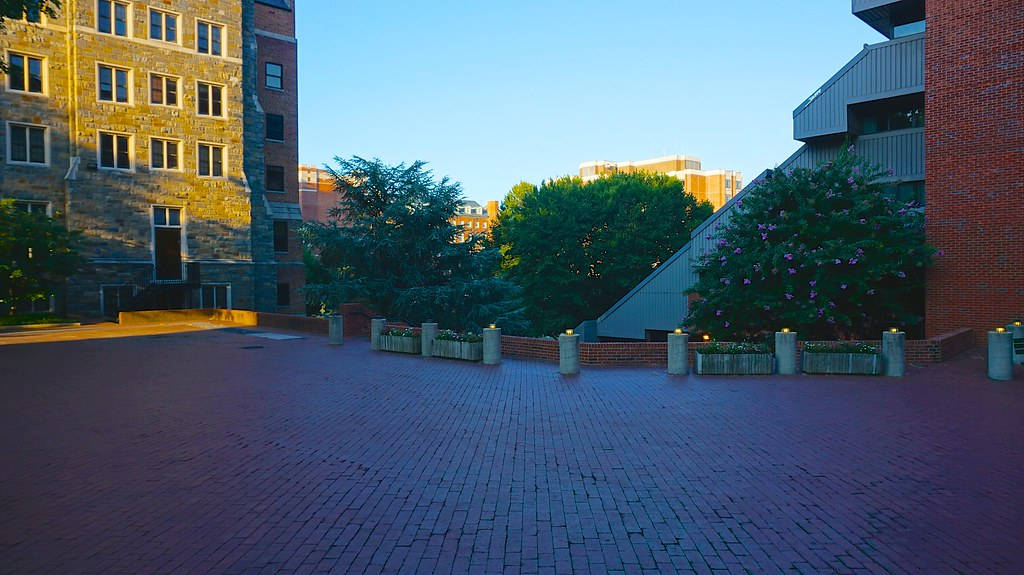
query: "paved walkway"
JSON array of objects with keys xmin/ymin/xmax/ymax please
[{"xmin": 0, "ymin": 326, "xmax": 1022, "ymax": 574}]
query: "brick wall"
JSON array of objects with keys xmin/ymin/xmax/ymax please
[
  {"xmin": 500, "ymin": 336, "xmax": 560, "ymax": 363},
  {"xmin": 925, "ymin": 0, "xmax": 1024, "ymax": 345}
]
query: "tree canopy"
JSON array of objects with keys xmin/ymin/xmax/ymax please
[
  {"xmin": 0, "ymin": 199, "xmax": 82, "ymax": 314},
  {"xmin": 685, "ymin": 147, "xmax": 934, "ymax": 340},
  {"xmin": 300, "ymin": 156, "xmax": 527, "ymax": 332},
  {"xmin": 491, "ymin": 172, "xmax": 714, "ymax": 336}
]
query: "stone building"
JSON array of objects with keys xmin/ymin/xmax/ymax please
[
  {"xmin": 453, "ymin": 200, "xmax": 499, "ymax": 243},
  {"xmin": 0, "ymin": 0, "xmax": 303, "ymax": 317}
]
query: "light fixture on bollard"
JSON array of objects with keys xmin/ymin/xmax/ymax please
[
  {"xmin": 996, "ymin": 327, "xmax": 1006, "ymax": 333},
  {"xmin": 781, "ymin": 327, "xmax": 790, "ymax": 333},
  {"xmin": 674, "ymin": 328, "xmax": 683, "ymax": 334},
  {"xmin": 889, "ymin": 327, "xmax": 899, "ymax": 333},
  {"xmin": 489, "ymin": 323, "xmax": 496, "ymax": 329},
  {"xmin": 565, "ymin": 329, "xmax": 574, "ymax": 336}
]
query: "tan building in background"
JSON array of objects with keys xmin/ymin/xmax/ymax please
[
  {"xmin": 453, "ymin": 200, "xmax": 499, "ymax": 243},
  {"xmin": 579, "ymin": 155, "xmax": 742, "ymax": 211},
  {"xmin": 299, "ymin": 164, "xmax": 338, "ymax": 223}
]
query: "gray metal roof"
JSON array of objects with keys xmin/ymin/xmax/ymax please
[{"xmin": 266, "ymin": 201, "xmax": 303, "ymax": 221}]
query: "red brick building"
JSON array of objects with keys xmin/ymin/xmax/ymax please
[
  {"xmin": 255, "ymin": 0, "xmax": 305, "ymax": 314},
  {"xmin": 924, "ymin": 0, "xmax": 1024, "ymax": 342}
]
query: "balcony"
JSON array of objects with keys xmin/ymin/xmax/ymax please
[{"xmin": 793, "ymin": 33, "xmax": 923, "ymax": 142}]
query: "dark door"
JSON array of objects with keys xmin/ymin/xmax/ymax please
[{"xmin": 155, "ymin": 227, "xmax": 182, "ymax": 280}]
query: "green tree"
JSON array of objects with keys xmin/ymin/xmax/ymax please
[
  {"xmin": 492, "ymin": 172, "xmax": 714, "ymax": 336},
  {"xmin": 301, "ymin": 156, "xmax": 528, "ymax": 332},
  {"xmin": 685, "ymin": 147, "xmax": 934, "ymax": 340},
  {"xmin": 1, "ymin": 1, "xmax": 61, "ymax": 72},
  {"xmin": 0, "ymin": 199, "xmax": 82, "ymax": 314}
]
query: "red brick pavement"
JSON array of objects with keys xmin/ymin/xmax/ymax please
[{"xmin": 0, "ymin": 328, "xmax": 1022, "ymax": 574}]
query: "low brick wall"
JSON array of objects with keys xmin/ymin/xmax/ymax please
[
  {"xmin": 580, "ymin": 342, "xmax": 667, "ymax": 367},
  {"xmin": 501, "ymin": 335, "xmax": 559, "ymax": 362}
]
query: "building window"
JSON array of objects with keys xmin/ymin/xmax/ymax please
[
  {"xmin": 200, "ymin": 284, "xmax": 230, "ymax": 308},
  {"xmin": 150, "ymin": 138, "xmax": 179, "ymax": 170},
  {"xmin": 13, "ymin": 200, "xmax": 50, "ymax": 216},
  {"xmin": 266, "ymin": 164, "xmax": 285, "ymax": 192},
  {"xmin": 196, "ymin": 21, "xmax": 223, "ymax": 56},
  {"xmin": 149, "ymin": 74, "xmax": 178, "ymax": 106},
  {"xmin": 149, "ymin": 8, "xmax": 177, "ymax": 42},
  {"xmin": 153, "ymin": 206, "xmax": 182, "ymax": 281},
  {"xmin": 99, "ymin": 131, "xmax": 131, "ymax": 170},
  {"xmin": 98, "ymin": 64, "xmax": 130, "ymax": 103},
  {"xmin": 7, "ymin": 53, "xmax": 43, "ymax": 94},
  {"xmin": 197, "ymin": 143, "xmax": 224, "ymax": 177},
  {"xmin": 266, "ymin": 113, "xmax": 284, "ymax": 141},
  {"xmin": 277, "ymin": 283, "xmax": 290, "ymax": 306},
  {"xmin": 196, "ymin": 82, "xmax": 223, "ymax": 117},
  {"xmin": 265, "ymin": 62, "xmax": 282, "ymax": 89},
  {"xmin": 97, "ymin": 0, "xmax": 129, "ymax": 36},
  {"xmin": 273, "ymin": 221, "xmax": 288, "ymax": 252},
  {"xmin": 7, "ymin": 123, "xmax": 47, "ymax": 165}
]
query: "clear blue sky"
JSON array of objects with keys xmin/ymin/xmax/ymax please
[{"xmin": 296, "ymin": 1, "xmax": 885, "ymax": 204}]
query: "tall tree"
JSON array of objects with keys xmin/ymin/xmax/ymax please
[
  {"xmin": 0, "ymin": 199, "xmax": 82, "ymax": 314},
  {"xmin": 301, "ymin": 156, "xmax": 527, "ymax": 332},
  {"xmin": 492, "ymin": 172, "xmax": 713, "ymax": 336},
  {"xmin": 685, "ymin": 147, "xmax": 934, "ymax": 340}
]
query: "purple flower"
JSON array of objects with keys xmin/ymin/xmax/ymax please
[
  {"xmin": 887, "ymin": 168, "xmax": 895, "ymax": 176},
  {"xmin": 828, "ymin": 301, "xmax": 836, "ymax": 308},
  {"xmin": 734, "ymin": 247, "xmax": 742, "ymax": 254},
  {"xmin": 835, "ymin": 259, "xmax": 842, "ymax": 265},
  {"xmin": 779, "ymin": 210, "xmax": 787, "ymax": 218},
  {"xmin": 855, "ymin": 248, "xmax": 864, "ymax": 256},
  {"xmin": 827, "ymin": 317, "xmax": 837, "ymax": 324},
  {"xmin": 758, "ymin": 223, "xmax": 766, "ymax": 231},
  {"xmin": 720, "ymin": 255, "xmax": 727, "ymax": 262},
  {"xmin": 847, "ymin": 144, "xmax": 856, "ymax": 153},
  {"xmin": 737, "ymin": 200, "xmax": 743, "ymax": 208},
  {"xmin": 809, "ymin": 290, "xmax": 817, "ymax": 299},
  {"xmin": 761, "ymin": 233, "xmax": 768, "ymax": 240},
  {"xmin": 718, "ymin": 239, "xmax": 728, "ymax": 247},
  {"xmin": 840, "ymin": 283, "xmax": 848, "ymax": 290},
  {"xmin": 817, "ymin": 308, "xmax": 825, "ymax": 317},
  {"xmin": 848, "ymin": 258, "xmax": 858, "ymax": 265},
  {"xmin": 721, "ymin": 278, "xmax": 731, "ymax": 285},
  {"xmin": 768, "ymin": 224, "xmax": 777, "ymax": 231},
  {"xmin": 716, "ymin": 309, "xmax": 723, "ymax": 316},
  {"xmin": 847, "ymin": 177, "xmax": 856, "ymax": 184},
  {"xmin": 808, "ymin": 280, "xmax": 817, "ymax": 287},
  {"xmin": 936, "ymin": 249, "xmax": 945, "ymax": 257},
  {"xmin": 724, "ymin": 321, "xmax": 731, "ymax": 328},
  {"xmin": 784, "ymin": 253, "xmax": 793, "ymax": 261},
  {"xmin": 859, "ymin": 218, "xmax": 867, "ymax": 224},
  {"xmin": 705, "ymin": 234, "xmax": 712, "ymax": 240},
  {"xmin": 867, "ymin": 289, "xmax": 876, "ymax": 295},
  {"xmin": 763, "ymin": 305, "xmax": 771, "ymax": 311},
  {"xmin": 785, "ymin": 293, "xmax": 794, "ymax": 300},
  {"xmin": 788, "ymin": 268, "xmax": 797, "ymax": 275},
  {"xmin": 743, "ymin": 278, "xmax": 751, "ymax": 285},
  {"xmin": 897, "ymin": 271, "xmax": 907, "ymax": 278},
  {"xmin": 898, "ymin": 208, "xmax": 908, "ymax": 215}
]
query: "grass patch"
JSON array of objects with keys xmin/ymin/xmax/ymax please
[{"xmin": 0, "ymin": 313, "xmax": 66, "ymax": 327}]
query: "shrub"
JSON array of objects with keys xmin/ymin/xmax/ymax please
[
  {"xmin": 803, "ymin": 342, "xmax": 879, "ymax": 354},
  {"xmin": 699, "ymin": 341, "xmax": 769, "ymax": 354},
  {"xmin": 435, "ymin": 329, "xmax": 482, "ymax": 343},
  {"xmin": 382, "ymin": 327, "xmax": 417, "ymax": 338}
]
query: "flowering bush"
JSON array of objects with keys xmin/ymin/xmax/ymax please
[
  {"xmin": 435, "ymin": 329, "xmax": 482, "ymax": 343},
  {"xmin": 686, "ymin": 147, "xmax": 935, "ymax": 339},
  {"xmin": 699, "ymin": 342, "xmax": 769, "ymax": 354},
  {"xmin": 803, "ymin": 342, "xmax": 879, "ymax": 354},
  {"xmin": 382, "ymin": 327, "xmax": 417, "ymax": 338}
]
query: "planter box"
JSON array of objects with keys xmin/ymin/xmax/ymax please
[
  {"xmin": 802, "ymin": 351, "xmax": 881, "ymax": 375},
  {"xmin": 695, "ymin": 352, "xmax": 773, "ymax": 375},
  {"xmin": 379, "ymin": 334, "xmax": 421, "ymax": 354},
  {"xmin": 432, "ymin": 340, "xmax": 483, "ymax": 361}
]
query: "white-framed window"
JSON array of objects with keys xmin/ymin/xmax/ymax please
[
  {"xmin": 12, "ymin": 199, "xmax": 52, "ymax": 216},
  {"xmin": 6, "ymin": 123, "xmax": 48, "ymax": 166},
  {"xmin": 197, "ymin": 142, "xmax": 224, "ymax": 177},
  {"xmin": 150, "ymin": 138, "xmax": 180, "ymax": 171},
  {"xmin": 6, "ymin": 52, "xmax": 45, "ymax": 94},
  {"xmin": 98, "ymin": 131, "xmax": 131, "ymax": 170},
  {"xmin": 97, "ymin": 0, "xmax": 130, "ymax": 36},
  {"xmin": 196, "ymin": 20, "xmax": 224, "ymax": 56},
  {"xmin": 149, "ymin": 73, "xmax": 178, "ymax": 106},
  {"xmin": 98, "ymin": 63, "xmax": 130, "ymax": 103},
  {"xmin": 264, "ymin": 62, "xmax": 282, "ymax": 90},
  {"xmin": 148, "ymin": 7, "xmax": 178, "ymax": 43},
  {"xmin": 196, "ymin": 81, "xmax": 224, "ymax": 117}
]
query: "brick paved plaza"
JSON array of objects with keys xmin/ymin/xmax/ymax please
[{"xmin": 1, "ymin": 325, "xmax": 1023, "ymax": 574}]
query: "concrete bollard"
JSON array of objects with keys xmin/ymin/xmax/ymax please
[
  {"xmin": 988, "ymin": 330, "xmax": 1013, "ymax": 380},
  {"xmin": 882, "ymin": 330, "xmax": 905, "ymax": 377},
  {"xmin": 328, "ymin": 315, "xmax": 344, "ymax": 345},
  {"xmin": 370, "ymin": 318, "xmax": 386, "ymax": 351},
  {"xmin": 559, "ymin": 333, "xmax": 580, "ymax": 375},
  {"xmin": 421, "ymin": 322, "xmax": 439, "ymax": 357},
  {"xmin": 667, "ymin": 332, "xmax": 689, "ymax": 375},
  {"xmin": 483, "ymin": 327, "xmax": 501, "ymax": 365},
  {"xmin": 775, "ymin": 330, "xmax": 797, "ymax": 375}
]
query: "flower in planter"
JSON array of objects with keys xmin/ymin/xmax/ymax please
[
  {"xmin": 382, "ymin": 327, "xmax": 417, "ymax": 337},
  {"xmin": 436, "ymin": 329, "xmax": 483, "ymax": 343},
  {"xmin": 803, "ymin": 342, "xmax": 879, "ymax": 354},
  {"xmin": 700, "ymin": 341, "xmax": 769, "ymax": 354}
]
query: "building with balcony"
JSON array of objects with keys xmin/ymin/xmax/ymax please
[
  {"xmin": 579, "ymin": 156, "xmax": 742, "ymax": 211},
  {"xmin": 0, "ymin": 0, "xmax": 303, "ymax": 317},
  {"xmin": 590, "ymin": 0, "xmax": 1022, "ymax": 344}
]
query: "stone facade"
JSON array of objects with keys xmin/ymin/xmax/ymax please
[{"xmin": 0, "ymin": 0, "xmax": 302, "ymax": 317}]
